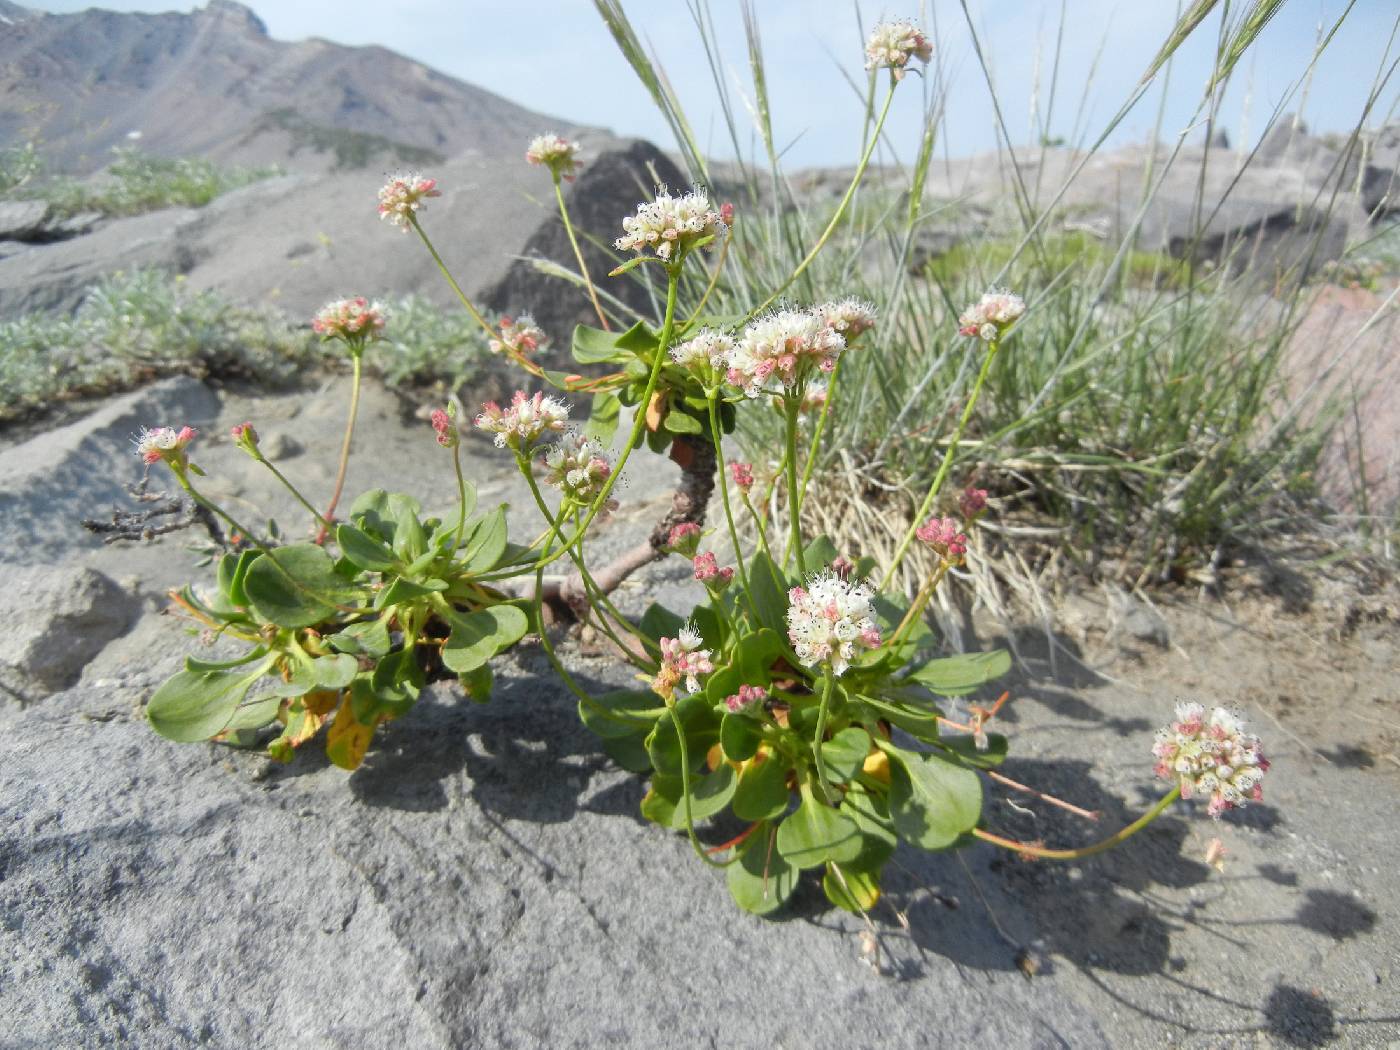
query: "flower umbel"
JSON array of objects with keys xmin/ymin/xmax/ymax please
[
  {"xmin": 959, "ymin": 486, "xmax": 989, "ymax": 520},
  {"xmin": 959, "ymin": 290, "xmax": 1025, "ymax": 342},
  {"xmin": 1152, "ymin": 703, "xmax": 1269, "ymax": 818},
  {"xmin": 311, "ymin": 297, "xmax": 386, "ymax": 346},
  {"xmin": 916, "ymin": 516, "xmax": 968, "ymax": 565},
  {"xmin": 865, "ymin": 20, "xmax": 934, "ymax": 80},
  {"xmin": 474, "ymin": 391, "xmax": 569, "ymax": 451},
  {"xmin": 541, "ymin": 432, "xmax": 614, "ymax": 506},
  {"xmin": 431, "ymin": 409, "xmax": 459, "ymax": 449},
  {"xmin": 654, "ymin": 624, "xmax": 714, "ymax": 699},
  {"xmin": 670, "ymin": 328, "xmax": 734, "ymax": 386},
  {"xmin": 724, "ymin": 684, "xmax": 768, "ymax": 715},
  {"xmin": 489, "ymin": 314, "xmax": 548, "ymax": 358},
  {"xmin": 377, "ymin": 173, "xmax": 440, "ymax": 230},
  {"xmin": 816, "ymin": 298, "xmax": 877, "ymax": 343},
  {"xmin": 727, "ymin": 308, "xmax": 845, "ymax": 396},
  {"xmin": 525, "ymin": 133, "xmax": 583, "ymax": 181},
  {"xmin": 728, "ymin": 462, "xmax": 755, "ymax": 492},
  {"xmin": 692, "ymin": 551, "xmax": 734, "ymax": 590},
  {"xmin": 615, "ymin": 186, "xmax": 726, "ymax": 263},
  {"xmin": 665, "ymin": 522, "xmax": 702, "ymax": 557},
  {"xmin": 135, "ymin": 426, "xmax": 196, "ymax": 470},
  {"xmin": 786, "ymin": 572, "xmax": 882, "ymax": 677}
]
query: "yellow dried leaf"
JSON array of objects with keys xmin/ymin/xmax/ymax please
[{"xmin": 325, "ymin": 695, "xmax": 378, "ymax": 771}]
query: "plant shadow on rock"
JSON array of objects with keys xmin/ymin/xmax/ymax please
[
  {"xmin": 268, "ymin": 648, "xmax": 643, "ymax": 823},
  {"xmin": 1264, "ymin": 985, "xmax": 1338, "ymax": 1048}
]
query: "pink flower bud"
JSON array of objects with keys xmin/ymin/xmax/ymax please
[
  {"xmin": 959, "ymin": 486, "xmax": 988, "ymax": 519},
  {"xmin": 666, "ymin": 522, "xmax": 702, "ymax": 557},
  {"xmin": 728, "ymin": 462, "xmax": 755, "ymax": 492}
]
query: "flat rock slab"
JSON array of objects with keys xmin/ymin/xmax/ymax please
[{"xmin": 0, "ymin": 655, "xmax": 1108, "ymax": 1050}]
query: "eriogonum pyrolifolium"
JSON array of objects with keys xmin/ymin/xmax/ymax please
[
  {"xmin": 525, "ymin": 133, "xmax": 583, "ymax": 181},
  {"xmin": 816, "ymin": 297, "xmax": 877, "ymax": 342},
  {"xmin": 692, "ymin": 551, "xmax": 734, "ymax": 589},
  {"xmin": 541, "ymin": 432, "xmax": 613, "ymax": 505},
  {"xmin": 489, "ymin": 314, "xmax": 547, "ymax": 357},
  {"xmin": 474, "ymin": 391, "xmax": 569, "ymax": 451},
  {"xmin": 1152, "ymin": 703, "xmax": 1269, "ymax": 818},
  {"xmin": 430, "ymin": 409, "xmax": 459, "ymax": 449},
  {"xmin": 655, "ymin": 625, "xmax": 714, "ymax": 698},
  {"xmin": 959, "ymin": 290, "xmax": 1025, "ymax": 342},
  {"xmin": 959, "ymin": 486, "xmax": 989, "ymax": 519},
  {"xmin": 665, "ymin": 522, "xmax": 703, "ymax": 557},
  {"xmin": 728, "ymin": 462, "xmax": 755, "ymax": 492},
  {"xmin": 724, "ymin": 684, "xmax": 768, "ymax": 715},
  {"xmin": 135, "ymin": 426, "xmax": 196, "ymax": 469},
  {"xmin": 670, "ymin": 328, "xmax": 735, "ymax": 384},
  {"xmin": 786, "ymin": 572, "xmax": 882, "ymax": 677},
  {"xmin": 726, "ymin": 308, "xmax": 845, "ymax": 396},
  {"xmin": 917, "ymin": 516, "xmax": 969, "ymax": 565},
  {"xmin": 311, "ymin": 297, "xmax": 386, "ymax": 344},
  {"xmin": 615, "ymin": 186, "xmax": 726, "ymax": 262},
  {"xmin": 864, "ymin": 20, "xmax": 933, "ymax": 79},
  {"xmin": 376, "ymin": 173, "xmax": 440, "ymax": 229}
]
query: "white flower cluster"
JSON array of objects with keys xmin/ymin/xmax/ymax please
[
  {"xmin": 541, "ymin": 432, "xmax": 613, "ymax": 505},
  {"xmin": 958, "ymin": 291, "xmax": 1025, "ymax": 342},
  {"xmin": 376, "ymin": 173, "xmax": 440, "ymax": 230},
  {"xmin": 489, "ymin": 314, "xmax": 547, "ymax": 357},
  {"xmin": 655, "ymin": 624, "xmax": 714, "ymax": 698},
  {"xmin": 474, "ymin": 391, "xmax": 569, "ymax": 451},
  {"xmin": 1152, "ymin": 703, "xmax": 1269, "ymax": 818},
  {"xmin": 817, "ymin": 297, "xmax": 877, "ymax": 341},
  {"xmin": 669, "ymin": 328, "xmax": 735, "ymax": 381},
  {"xmin": 864, "ymin": 20, "xmax": 934, "ymax": 80},
  {"xmin": 725, "ymin": 308, "xmax": 846, "ymax": 396},
  {"xmin": 786, "ymin": 572, "xmax": 883, "ymax": 677},
  {"xmin": 525, "ymin": 133, "xmax": 583, "ymax": 180},
  {"xmin": 615, "ymin": 186, "xmax": 726, "ymax": 262}
]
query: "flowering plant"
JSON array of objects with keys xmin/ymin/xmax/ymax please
[{"xmin": 132, "ymin": 15, "xmax": 1267, "ymax": 918}]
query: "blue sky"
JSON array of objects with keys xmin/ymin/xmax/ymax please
[{"xmin": 24, "ymin": 1, "xmax": 1400, "ymax": 167}]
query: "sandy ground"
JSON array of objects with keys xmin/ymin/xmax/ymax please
[{"xmin": 4, "ymin": 374, "xmax": 1399, "ymax": 1048}]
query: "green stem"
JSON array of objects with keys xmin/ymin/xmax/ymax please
[
  {"xmin": 747, "ymin": 82, "xmax": 897, "ymax": 320},
  {"xmin": 450, "ymin": 441, "xmax": 468, "ymax": 551},
  {"xmin": 812, "ymin": 670, "xmax": 838, "ymax": 803},
  {"xmin": 783, "ymin": 394, "xmax": 807, "ymax": 578},
  {"xmin": 742, "ymin": 492, "xmax": 775, "ymax": 565},
  {"xmin": 318, "ymin": 350, "xmax": 363, "ymax": 541},
  {"xmin": 669, "ymin": 702, "xmax": 732, "ymax": 869},
  {"xmin": 531, "ymin": 267, "xmax": 682, "ymax": 571},
  {"xmin": 889, "ymin": 562, "xmax": 949, "ymax": 650},
  {"xmin": 706, "ymin": 394, "xmax": 755, "ymax": 612},
  {"xmin": 554, "ymin": 176, "xmax": 609, "ymax": 331},
  {"xmin": 973, "ymin": 785, "xmax": 1182, "ymax": 860},
  {"xmin": 881, "ymin": 342, "xmax": 1000, "ymax": 589},
  {"xmin": 797, "ymin": 355, "xmax": 841, "ymax": 507},
  {"xmin": 410, "ymin": 215, "xmax": 497, "ymax": 342}
]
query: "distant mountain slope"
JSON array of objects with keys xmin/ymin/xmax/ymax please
[{"xmin": 0, "ymin": 0, "xmax": 577, "ymax": 174}]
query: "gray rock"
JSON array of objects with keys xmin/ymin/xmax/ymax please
[
  {"xmin": 0, "ymin": 205, "xmax": 198, "ymax": 315},
  {"xmin": 0, "ymin": 376, "xmax": 220, "ymax": 566},
  {"xmin": 0, "ymin": 565, "xmax": 136, "ymax": 696},
  {"xmin": 37, "ymin": 209, "xmax": 105, "ymax": 239},
  {"xmin": 1106, "ymin": 586, "xmax": 1170, "ymax": 648},
  {"xmin": 480, "ymin": 140, "xmax": 688, "ymax": 347},
  {"xmin": 1363, "ymin": 123, "xmax": 1400, "ymax": 217},
  {"xmin": 0, "ymin": 198, "xmax": 49, "ymax": 241},
  {"xmin": 0, "ymin": 658, "xmax": 1109, "ymax": 1050}
]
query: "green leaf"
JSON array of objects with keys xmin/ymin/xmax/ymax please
[
  {"xmin": 644, "ymin": 696, "xmax": 718, "ymax": 777},
  {"xmin": 735, "ymin": 627, "xmax": 785, "ymax": 683},
  {"xmin": 854, "ymin": 692, "xmax": 944, "ymax": 744},
  {"xmin": 746, "ymin": 553, "xmax": 790, "ymax": 634},
  {"xmin": 842, "ymin": 780, "xmax": 899, "ymax": 869},
  {"xmin": 224, "ymin": 692, "xmax": 284, "ymax": 732},
  {"xmin": 336, "ymin": 523, "xmax": 396, "ymax": 571},
  {"xmin": 614, "ymin": 320, "xmax": 659, "ymax": 355},
  {"xmin": 440, "ymin": 605, "xmax": 529, "ymax": 674},
  {"xmin": 602, "ymin": 733, "xmax": 653, "ymax": 773},
  {"xmin": 802, "ymin": 535, "xmax": 839, "ymax": 572},
  {"xmin": 225, "ymin": 549, "xmax": 258, "ymax": 607},
  {"xmin": 820, "ymin": 727, "xmax": 873, "ymax": 784},
  {"xmin": 571, "ymin": 324, "xmax": 629, "ymax": 364},
  {"xmin": 823, "ymin": 864, "xmax": 882, "ymax": 914},
  {"xmin": 373, "ymin": 576, "xmax": 447, "ymax": 610},
  {"xmin": 727, "ymin": 825, "xmax": 797, "ymax": 915},
  {"xmin": 391, "ymin": 497, "xmax": 427, "ymax": 562},
  {"xmin": 584, "ymin": 391, "xmax": 622, "ymax": 447},
  {"xmin": 328, "ymin": 618, "xmax": 391, "ymax": 658},
  {"xmin": 459, "ymin": 663, "xmax": 492, "ymax": 704},
  {"xmin": 934, "ymin": 732, "xmax": 1009, "ymax": 768},
  {"xmin": 312, "ymin": 653, "xmax": 358, "ymax": 690},
  {"xmin": 662, "ymin": 408, "xmax": 703, "ymax": 435},
  {"xmin": 884, "ymin": 743, "xmax": 984, "ymax": 851},
  {"xmin": 184, "ymin": 648, "xmax": 267, "ymax": 673},
  {"xmin": 243, "ymin": 544, "xmax": 359, "ymax": 629},
  {"xmin": 460, "ymin": 506, "xmax": 508, "ymax": 574},
  {"xmin": 775, "ymin": 783, "xmax": 865, "ymax": 870},
  {"xmin": 719, "ymin": 711, "xmax": 762, "ymax": 762},
  {"xmin": 908, "ymin": 649, "xmax": 1011, "ymax": 696},
  {"xmin": 732, "ymin": 753, "xmax": 791, "ymax": 822},
  {"xmin": 641, "ymin": 765, "xmax": 736, "ymax": 829},
  {"xmin": 147, "ymin": 661, "xmax": 271, "ymax": 742},
  {"xmin": 578, "ymin": 689, "xmax": 659, "ymax": 740}
]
